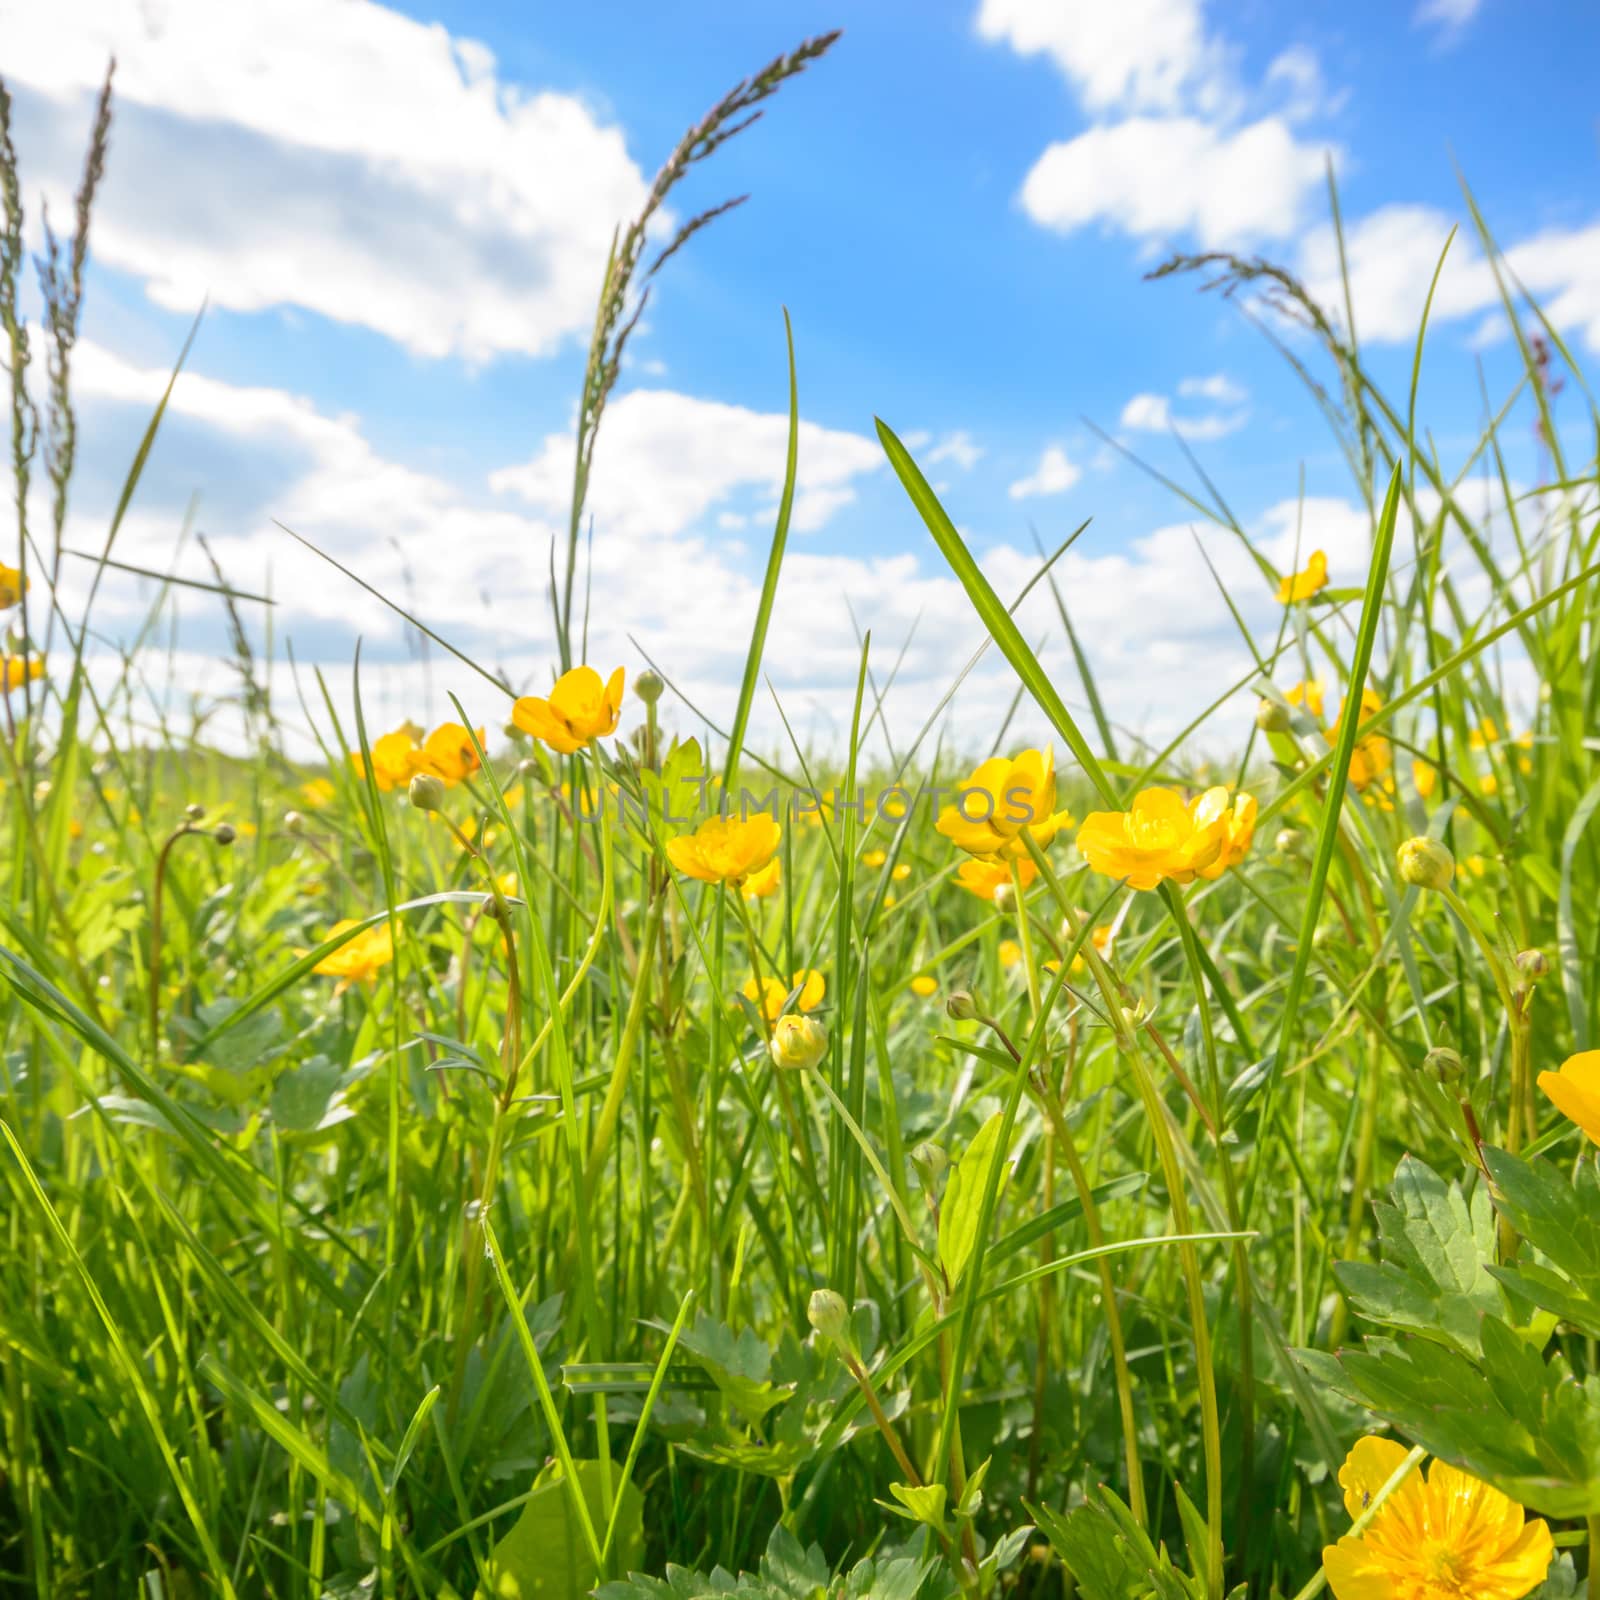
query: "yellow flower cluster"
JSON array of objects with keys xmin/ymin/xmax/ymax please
[
  {"xmin": 1076, "ymin": 786, "xmax": 1256, "ymax": 891},
  {"xmin": 2, "ymin": 654, "xmax": 44, "ymax": 693},
  {"xmin": 353, "ymin": 721, "xmax": 484, "ymax": 791},
  {"xmin": 1276, "ymin": 549, "xmax": 1328, "ymax": 603}
]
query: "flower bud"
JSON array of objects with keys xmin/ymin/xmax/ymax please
[
  {"xmin": 1397, "ymin": 836, "xmax": 1454, "ymax": 891},
  {"xmin": 516, "ymin": 757, "xmax": 540, "ymax": 777},
  {"xmin": 769, "ymin": 1013, "xmax": 828, "ymax": 1072},
  {"xmin": 1515, "ymin": 948, "xmax": 1549, "ymax": 982},
  {"xmin": 1274, "ymin": 828, "xmax": 1303, "ymax": 856},
  {"xmin": 1423, "ymin": 1045, "xmax": 1463, "ymax": 1085},
  {"xmin": 945, "ymin": 989, "xmax": 979, "ymax": 1022},
  {"xmin": 212, "ymin": 823, "xmax": 236, "ymax": 847},
  {"xmin": 910, "ymin": 1140, "xmax": 948, "ymax": 1190},
  {"xmin": 991, "ymin": 881, "xmax": 1015, "ymax": 912},
  {"xmin": 184, "ymin": 802, "xmax": 206, "ymax": 822},
  {"xmin": 408, "ymin": 772, "xmax": 446, "ymax": 813},
  {"xmin": 635, "ymin": 669, "xmax": 664, "ymax": 706},
  {"xmin": 807, "ymin": 1287, "xmax": 850, "ymax": 1345},
  {"xmin": 283, "ymin": 809, "xmax": 306, "ymax": 835},
  {"xmin": 1256, "ymin": 697, "xmax": 1291, "ymax": 733},
  {"xmin": 480, "ymin": 894, "xmax": 509, "ymax": 921}
]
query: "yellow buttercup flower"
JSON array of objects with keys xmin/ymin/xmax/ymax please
[
  {"xmin": 909, "ymin": 975, "xmax": 937, "ymax": 998},
  {"xmin": 412, "ymin": 722, "xmax": 483, "ymax": 785},
  {"xmin": 2, "ymin": 654, "xmax": 44, "ymax": 692},
  {"xmin": 353, "ymin": 729, "xmax": 422, "ymax": 791},
  {"xmin": 1322, "ymin": 1435, "xmax": 1551, "ymax": 1600},
  {"xmin": 1285, "ymin": 679, "xmax": 1325, "ymax": 720},
  {"xmin": 743, "ymin": 857, "xmax": 782, "ymax": 899},
  {"xmin": 862, "ymin": 848, "xmax": 887, "ymax": 868},
  {"xmin": 741, "ymin": 969, "xmax": 824, "ymax": 1023},
  {"xmin": 1538, "ymin": 1051, "xmax": 1600, "ymax": 1145},
  {"xmin": 0, "ymin": 561, "xmax": 28, "ymax": 609},
  {"xmin": 312, "ymin": 919, "xmax": 395, "ymax": 992},
  {"xmin": 769, "ymin": 1013, "xmax": 828, "ymax": 1071},
  {"xmin": 1328, "ymin": 688, "xmax": 1391, "ymax": 792},
  {"xmin": 512, "ymin": 665, "xmax": 624, "ymax": 753},
  {"xmin": 1076, "ymin": 786, "xmax": 1253, "ymax": 891},
  {"xmin": 300, "ymin": 777, "xmax": 336, "ymax": 808},
  {"xmin": 955, "ymin": 856, "xmax": 1036, "ymax": 902},
  {"xmin": 1276, "ymin": 549, "xmax": 1328, "ymax": 603},
  {"xmin": 998, "ymin": 938, "xmax": 1022, "ymax": 970},
  {"xmin": 666, "ymin": 813, "xmax": 781, "ymax": 885},
  {"xmin": 891, "ymin": 862, "xmax": 911, "ymax": 882},
  {"xmin": 1412, "ymin": 759, "xmax": 1437, "ymax": 799},
  {"xmin": 937, "ymin": 748, "xmax": 1071, "ymax": 860}
]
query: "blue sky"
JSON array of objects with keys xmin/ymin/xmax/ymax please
[{"xmin": 5, "ymin": 0, "xmax": 1597, "ymax": 754}]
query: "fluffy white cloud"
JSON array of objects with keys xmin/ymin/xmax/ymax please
[
  {"xmin": 1008, "ymin": 445, "xmax": 1082, "ymax": 500},
  {"xmin": 926, "ymin": 431, "xmax": 985, "ymax": 470},
  {"xmin": 974, "ymin": 0, "xmax": 1231, "ymax": 115},
  {"xmin": 1301, "ymin": 204, "xmax": 1600, "ymax": 353},
  {"xmin": 1018, "ymin": 115, "xmax": 1331, "ymax": 248},
  {"xmin": 1120, "ymin": 385, "xmax": 1248, "ymax": 440},
  {"xmin": 488, "ymin": 389, "xmax": 884, "ymax": 539},
  {"xmin": 3, "ymin": 0, "xmax": 651, "ymax": 360}
]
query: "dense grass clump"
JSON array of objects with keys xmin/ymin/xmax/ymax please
[{"xmin": 3, "ymin": 41, "xmax": 1600, "ymax": 1600}]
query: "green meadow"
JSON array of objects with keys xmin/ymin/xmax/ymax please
[{"xmin": 3, "ymin": 35, "xmax": 1600, "ymax": 1600}]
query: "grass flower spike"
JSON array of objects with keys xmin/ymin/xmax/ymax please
[
  {"xmin": 667, "ymin": 812, "xmax": 781, "ymax": 884},
  {"xmin": 1076, "ymin": 785, "xmax": 1254, "ymax": 890},
  {"xmin": 936, "ymin": 747, "xmax": 1071, "ymax": 859},
  {"xmin": 512, "ymin": 665, "xmax": 625, "ymax": 752},
  {"xmin": 1322, "ymin": 1436, "xmax": 1551, "ymax": 1600},
  {"xmin": 1276, "ymin": 548, "xmax": 1328, "ymax": 602},
  {"xmin": 1537, "ymin": 1051, "xmax": 1600, "ymax": 1145}
]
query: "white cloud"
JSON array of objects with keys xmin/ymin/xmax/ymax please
[
  {"xmin": 1179, "ymin": 373, "xmax": 1248, "ymax": 404},
  {"xmin": 974, "ymin": 0, "xmax": 1231, "ymax": 115},
  {"xmin": 1008, "ymin": 445, "xmax": 1082, "ymax": 500},
  {"xmin": 3, "ymin": 0, "xmax": 652, "ymax": 360},
  {"xmin": 1416, "ymin": 0, "xmax": 1484, "ymax": 30},
  {"xmin": 1018, "ymin": 115, "xmax": 1332, "ymax": 248},
  {"xmin": 488, "ymin": 389, "xmax": 883, "ymax": 539},
  {"xmin": 926, "ymin": 431, "xmax": 985, "ymax": 470},
  {"xmin": 1264, "ymin": 45, "xmax": 1342, "ymax": 124},
  {"xmin": 1301, "ymin": 204, "xmax": 1600, "ymax": 353},
  {"xmin": 1120, "ymin": 386, "xmax": 1248, "ymax": 440}
]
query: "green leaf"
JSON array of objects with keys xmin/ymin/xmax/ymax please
[
  {"xmin": 677, "ymin": 1313, "xmax": 791, "ymax": 1423},
  {"xmin": 884, "ymin": 1481, "xmax": 947, "ymax": 1529},
  {"xmin": 478, "ymin": 1459, "xmax": 642, "ymax": 1600},
  {"xmin": 937, "ymin": 1111, "xmax": 1010, "ymax": 1289},
  {"xmin": 1334, "ymin": 1155, "xmax": 1501, "ymax": 1356}
]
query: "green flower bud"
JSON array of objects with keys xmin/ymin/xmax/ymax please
[
  {"xmin": 1423, "ymin": 1045, "xmax": 1463, "ymax": 1085},
  {"xmin": 910, "ymin": 1140, "xmax": 948, "ymax": 1191},
  {"xmin": 1515, "ymin": 948, "xmax": 1549, "ymax": 982},
  {"xmin": 1256, "ymin": 697, "xmax": 1291, "ymax": 733},
  {"xmin": 635, "ymin": 669, "xmax": 665, "ymax": 706},
  {"xmin": 1275, "ymin": 828, "xmax": 1303, "ymax": 856},
  {"xmin": 408, "ymin": 772, "xmax": 446, "ymax": 813},
  {"xmin": 1397, "ymin": 836, "xmax": 1454, "ymax": 891},
  {"xmin": 991, "ymin": 881, "xmax": 1015, "ymax": 912},
  {"xmin": 185, "ymin": 802, "xmax": 206, "ymax": 823},
  {"xmin": 945, "ymin": 989, "xmax": 979, "ymax": 1022},
  {"xmin": 807, "ymin": 1288, "xmax": 850, "ymax": 1345},
  {"xmin": 283, "ymin": 809, "xmax": 306, "ymax": 835},
  {"xmin": 212, "ymin": 823, "xmax": 237, "ymax": 847}
]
